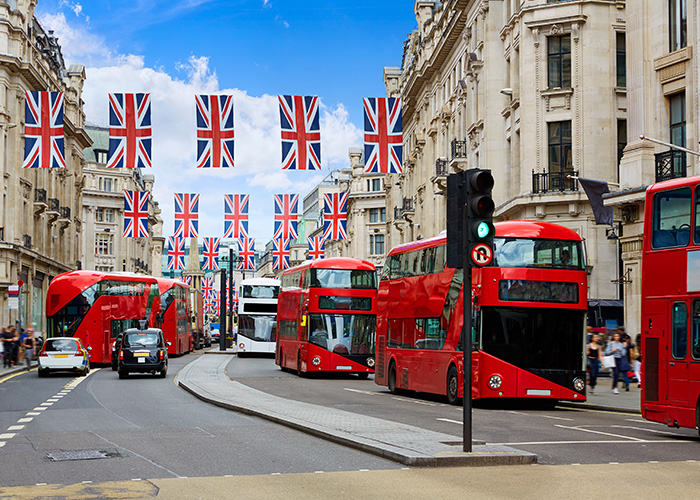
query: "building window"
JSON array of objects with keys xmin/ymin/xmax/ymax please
[
  {"xmin": 95, "ymin": 208, "xmax": 103, "ymax": 222},
  {"xmin": 616, "ymin": 33, "xmax": 626, "ymax": 88},
  {"xmin": 95, "ymin": 150, "xmax": 108, "ymax": 164},
  {"xmin": 367, "ymin": 178, "xmax": 382, "ymax": 192},
  {"xmin": 617, "ymin": 119, "xmax": 627, "ymax": 175},
  {"xmin": 547, "ymin": 35, "xmax": 571, "ymax": 89},
  {"xmin": 95, "ymin": 233, "xmax": 114, "ymax": 255},
  {"xmin": 105, "ymin": 208, "xmax": 115, "ymax": 223},
  {"xmin": 369, "ymin": 208, "xmax": 386, "ymax": 223},
  {"xmin": 669, "ymin": 0, "xmax": 687, "ymax": 52},
  {"xmin": 370, "ymin": 234, "xmax": 385, "ymax": 255},
  {"xmin": 548, "ymin": 121, "xmax": 572, "ymax": 172},
  {"xmin": 99, "ymin": 177, "xmax": 114, "ymax": 192},
  {"xmin": 670, "ymin": 92, "xmax": 686, "ymax": 148}
]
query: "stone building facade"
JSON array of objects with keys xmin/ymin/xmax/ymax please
[
  {"xmin": 0, "ymin": 2, "xmax": 91, "ymax": 333},
  {"xmin": 81, "ymin": 125, "xmax": 164, "ymax": 276},
  {"xmin": 380, "ymin": 0, "xmax": 627, "ymax": 323},
  {"xmin": 607, "ymin": 0, "xmax": 698, "ymax": 334}
]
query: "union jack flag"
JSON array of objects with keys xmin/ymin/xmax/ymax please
[
  {"xmin": 167, "ymin": 237, "xmax": 185, "ymax": 270},
  {"xmin": 307, "ymin": 236, "xmax": 325, "ymax": 260},
  {"xmin": 323, "ymin": 192, "xmax": 348, "ymax": 240},
  {"xmin": 107, "ymin": 93, "xmax": 152, "ymax": 168},
  {"xmin": 273, "ymin": 194, "xmax": 299, "ymax": 240},
  {"xmin": 237, "ymin": 237, "xmax": 255, "ymax": 270},
  {"xmin": 363, "ymin": 97, "xmax": 402, "ymax": 174},
  {"xmin": 182, "ymin": 276, "xmax": 192, "ymax": 287},
  {"xmin": 123, "ymin": 190, "xmax": 149, "ymax": 238},
  {"xmin": 23, "ymin": 91, "xmax": 65, "ymax": 169},
  {"xmin": 174, "ymin": 193, "xmax": 199, "ymax": 238},
  {"xmin": 202, "ymin": 276, "xmax": 214, "ymax": 297},
  {"xmin": 224, "ymin": 194, "xmax": 249, "ymax": 239},
  {"xmin": 202, "ymin": 237, "xmax": 220, "ymax": 271},
  {"xmin": 273, "ymin": 238, "xmax": 290, "ymax": 270},
  {"xmin": 211, "ymin": 290, "xmax": 221, "ymax": 316},
  {"xmin": 204, "ymin": 292, "xmax": 215, "ymax": 314},
  {"xmin": 279, "ymin": 95, "xmax": 321, "ymax": 170},
  {"xmin": 196, "ymin": 94, "xmax": 235, "ymax": 168}
]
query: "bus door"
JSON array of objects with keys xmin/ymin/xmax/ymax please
[{"xmin": 668, "ymin": 301, "xmax": 690, "ymax": 405}]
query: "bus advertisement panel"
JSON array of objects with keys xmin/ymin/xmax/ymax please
[
  {"xmin": 46, "ymin": 271, "xmax": 161, "ymax": 364},
  {"xmin": 276, "ymin": 258, "xmax": 377, "ymax": 378},
  {"xmin": 237, "ymin": 277, "xmax": 280, "ymax": 356},
  {"xmin": 641, "ymin": 176, "xmax": 700, "ymax": 432},
  {"xmin": 375, "ymin": 221, "xmax": 588, "ymax": 404}
]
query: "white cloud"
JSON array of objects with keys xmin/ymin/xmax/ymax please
[{"xmin": 38, "ymin": 12, "xmax": 114, "ymax": 67}]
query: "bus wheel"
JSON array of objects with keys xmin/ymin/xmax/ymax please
[
  {"xmin": 297, "ymin": 353, "xmax": 305, "ymax": 377},
  {"xmin": 357, "ymin": 372, "xmax": 369, "ymax": 380},
  {"xmin": 446, "ymin": 366, "xmax": 460, "ymax": 406},
  {"xmin": 388, "ymin": 362, "xmax": 398, "ymax": 394}
]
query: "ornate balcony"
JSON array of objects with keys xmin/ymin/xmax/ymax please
[
  {"xmin": 34, "ymin": 188, "xmax": 47, "ymax": 215},
  {"xmin": 46, "ymin": 197, "xmax": 60, "ymax": 223},
  {"xmin": 432, "ymin": 158, "xmax": 448, "ymax": 194},
  {"xmin": 402, "ymin": 196, "xmax": 415, "ymax": 213},
  {"xmin": 57, "ymin": 206, "xmax": 71, "ymax": 228},
  {"xmin": 451, "ymin": 139, "xmax": 468, "ymax": 159},
  {"xmin": 655, "ymin": 149, "xmax": 686, "ymax": 182},
  {"xmin": 532, "ymin": 170, "xmax": 579, "ymax": 194}
]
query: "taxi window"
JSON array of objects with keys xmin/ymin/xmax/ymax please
[{"xmin": 124, "ymin": 332, "xmax": 160, "ymax": 347}]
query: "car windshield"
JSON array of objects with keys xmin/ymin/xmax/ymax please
[
  {"xmin": 44, "ymin": 339, "xmax": 78, "ymax": 352},
  {"xmin": 124, "ymin": 332, "xmax": 160, "ymax": 347}
]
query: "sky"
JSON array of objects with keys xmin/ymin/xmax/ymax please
[{"xmin": 36, "ymin": 0, "xmax": 417, "ymax": 252}]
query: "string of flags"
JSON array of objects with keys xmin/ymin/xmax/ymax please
[{"xmin": 24, "ymin": 90, "xmax": 389, "ymax": 274}]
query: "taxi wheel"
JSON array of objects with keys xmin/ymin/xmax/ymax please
[
  {"xmin": 111, "ymin": 362, "xmax": 117, "ymax": 371},
  {"xmin": 118, "ymin": 370, "xmax": 128, "ymax": 379},
  {"xmin": 159, "ymin": 367, "xmax": 167, "ymax": 378}
]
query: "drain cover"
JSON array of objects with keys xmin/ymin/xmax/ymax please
[{"xmin": 47, "ymin": 450, "xmax": 108, "ymax": 462}]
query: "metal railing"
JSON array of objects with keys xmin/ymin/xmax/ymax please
[
  {"xmin": 655, "ymin": 149, "xmax": 687, "ymax": 182},
  {"xmin": 59, "ymin": 206, "xmax": 71, "ymax": 220},
  {"xmin": 435, "ymin": 158, "xmax": 448, "ymax": 176},
  {"xmin": 402, "ymin": 196, "xmax": 415, "ymax": 212},
  {"xmin": 394, "ymin": 206, "xmax": 403, "ymax": 220},
  {"xmin": 532, "ymin": 170, "xmax": 579, "ymax": 194},
  {"xmin": 48, "ymin": 198, "xmax": 59, "ymax": 212},
  {"xmin": 451, "ymin": 139, "xmax": 468, "ymax": 159},
  {"xmin": 34, "ymin": 188, "xmax": 47, "ymax": 204}
]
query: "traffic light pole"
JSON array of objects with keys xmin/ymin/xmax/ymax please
[
  {"xmin": 462, "ymin": 201, "xmax": 472, "ymax": 453},
  {"xmin": 219, "ymin": 268, "xmax": 227, "ymax": 351}
]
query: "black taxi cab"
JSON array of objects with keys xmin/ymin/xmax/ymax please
[{"xmin": 117, "ymin": 326, "xmax": 170, "ymax": 379}]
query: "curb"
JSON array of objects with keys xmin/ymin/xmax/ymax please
[{"xmin": 0, "ymin": 363, "xmax": 37, "ymax": 378}]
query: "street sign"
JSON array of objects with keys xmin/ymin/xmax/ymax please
[
  {"xmin": 8, "ymin": 285, "xmax": 19, "ymax": 310},
  {"xmin": 471, "ymin": 243, "xmax": 493, "ymax": 266}
]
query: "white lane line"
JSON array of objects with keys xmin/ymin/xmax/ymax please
[
  {"xmin": 491, "ymin": 439, "xmax": 696, "ymax": 446},
  {"xmin": 343, "ymin": 388, "xmax": 379, "ymax": 396},
  {"xmin": 36, "ymin": 483, "xmax": 47, "ymax": 486},
  {"xmin": 270, "ymin": 473, "xmax": 281, "ymax": 476},
  {"xmin": 131, "ymin": 479, "xmax": 142, "ymax": 482},
  {"xmin": 314, "ymin": 471, "xmax": 324, "ymax": 474},
  {"xmin": 7, "ymin": 425, "xmax": 24, "ymax": 431},
  {"xmin": 40, "ymin": 402, "xmax": 53, "ymax": 407},
  {"xmin": 33, "ymin": 407, "xmax": 47, "ymax": 411},
  {"xmin": 507, "ymin": 411, "xmax": 573, "ymax": 422},
  {"xmin": 391, "ymin": 396, "xmax": 439, "ymax": 406},
  {"xmin": 17, "ymin": 418, "xmax": 33, "ymax": 423},
  {"xmin": 609, "ymin": 462, "xmax": 620, "ymax": 465},
  {"xmin": 359, "ymin": 469, "xmax": 370, "ymax": 472},
  {"xmin": 47, "ymin": 399, "xmax": 59, "ymax": 402},
  {"xmin": 609, "ymin": 425, "xmax": 685, "ymax": 438},
  {"xmin": 81, "ymin": 481, "xmax": 93, "ymax": 484},
  {"xmin": 554, "ymin": 424, "xmax": 646, "ymax": 441},
  {"xmin": 649, "ymin": 461, "xmax": 660, "ymax": 463},
  {"xmin": 0, "ymin": 442, "xmax": 5, "ymax": 447},
  {"xmin": 437, "ymin": 418, "xmax": 462, "ymax": 425},
  {"xmin": 26, "ymin": 412, "xmax": 41, "ymax": 416},
  {"xmin": 0, "ymin": 433, "xmax": 15, "ymax": 439}
]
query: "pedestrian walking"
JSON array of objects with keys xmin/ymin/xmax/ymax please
[
  {"xmin": 587, "ymin": 333, "xmax": 603, "ymax": 393},
  {"xmin": 633, "ymin": 333, "xmax": 643, "ymax": 388},
  {"xmin": 2, "ymin": 326, "xmax": 16, "ymax": 368},
  {"xmin": 23, "ymin": 329, "xmax": 36, "ymax": 370},
  {"xmin": 605, "ymin": 330, "xmax": 629, "ymax": 394}
]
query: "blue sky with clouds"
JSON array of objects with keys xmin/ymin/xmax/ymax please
[{"xmin": 36, "ymin": 0, "xmax": 416, "ymax": 248}]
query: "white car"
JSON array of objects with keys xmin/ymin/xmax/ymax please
[{"xmin": 38, "ymin": 337, "xmax": 90, "ymax": 377}]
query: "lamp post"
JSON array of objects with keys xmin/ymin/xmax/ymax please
[
  {"xmin": 219, "ymin": 267, "xmax": 227, "ymax": 351},
  {"xmin": 229, "ymin": 247, "xmax": 234, "ymax": 348}
]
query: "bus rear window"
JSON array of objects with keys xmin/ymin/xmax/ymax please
[{"xmin": 651, "ymin": 187, "xmax": 692, "ymax": 249}]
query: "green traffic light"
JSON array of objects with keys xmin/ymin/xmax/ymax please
[{"xmin": 476, "ymin": 221, "xmax": 490, "ymax": 239}]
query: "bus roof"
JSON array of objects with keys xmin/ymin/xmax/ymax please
[
  {"xmin": 281, "ymin": 257, "xmax": 376, "ymax": 275},
  {"xmin": 387, "ymin": 220, "xmax": 582, "ymax": 256},
  {"xmin": 646, "ymin": 173, "xmax": 700, "ymax": 196},
  {"xmin": 156, "ymin": 277, "xmax": 189, "ymax": 294}
]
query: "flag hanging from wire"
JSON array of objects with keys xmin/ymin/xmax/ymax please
[
  {"xmin": 363, "ymin": 97, "xmax": 402, "ymax": 174},
  {"xmin": 237, "ymin": 237, "xmax": 256, "ymax": 270},
  {"xmin": 23, "ymin": 91, "xmax": 65, "ymax": 169},
  {"xmin": 307, "ymin": 236, "xmax": 325, "ymax": 260},
  {"xmin": 174, "ymin": 193, "xmax": 200, "ymax": 238},
  {"xmin": 196, "ymin": 94, "xmax": 235, "ymax": 168},
  {"xmin": 279, "ymin": 95, "xmax": 321, "ymax": 170},
  {"xmin": 123, "ymin": 190, "xmax": 149, "ymax": 238},
  {"xmin": 322, "ymin": 192, "xmax": 348, "ymax": 240},
  {"xmin": 224, "ymin": 194, "xmax": 249, "ymax": 239},
  {"xmin": 107, "ymin": 93, "xmax": 152, "ymax": 168},
  {"xmin": 273, "ymin": 238, "xmax": 290, "ymax": 270},
  {"xmin": 202, "ymin": 237, "xmax": 220, "ymax": 271},
  {"xmin": 167, "ymin": 236, "xmax": 185, "ymax": 270}
]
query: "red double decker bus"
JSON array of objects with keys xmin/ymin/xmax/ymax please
[
  {"xmin": 46, "ymin": 271, "xmax": 161, "ymax": 364},
  {"xmin": 155, "ymin": 278, "xmax": 193, "ymax": 356},
  {"xmin": 276, "ymin": 258, "xmax": 377, "ymax": 378},
  {"xmin": 375, "ymin": 220, "xmax": 588, "ymax": 404},
  {"xmin": 641, "ymin": 176, "xmax": 700, "ymax": 432}
]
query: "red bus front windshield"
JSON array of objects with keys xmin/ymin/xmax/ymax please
[
  {"xmin": 493, "ymin": 237, "xmax": 585, "ymax": 270},
  {"xmin": 309, "ymin": 268, "xmax": 376, "ymax": 289},
  {"xmin": 308, "ymin": 313, "xmax": 374, "ymax": 355}
]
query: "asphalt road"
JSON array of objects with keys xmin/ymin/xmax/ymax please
[
  {"xmin": 230, "ymin": 356, "xmax": 700, "ymax": 466},
  {"xmin": 0, "ymin": 351, "xmax": 400, "ymax": 489}
]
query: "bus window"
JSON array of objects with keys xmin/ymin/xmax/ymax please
[
  {"xmin": 692, "ymin": 300, "xmax": 700, "ymax": 360},
  {"xmin": 652, "ymin": 187, "xmax": 691, "ymax": 249},
  {"xmin": 672, "ymin": 302, "xmax": 688, "ymax": 359},
  {"xmin": 694, "ymin": 185, "xmax": 700, "ymax": 245}
]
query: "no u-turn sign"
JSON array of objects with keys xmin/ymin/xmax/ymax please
[{"xmin": 471, "ymin": 244, "xmax": 493, "ymax": 266}]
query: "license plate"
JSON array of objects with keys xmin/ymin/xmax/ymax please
[
  {"xmin": 54, "ymin": 354, "xmax": 69, "ymax": 358},
  {"xmin": 137, "ymin": 358, "xmax": 146, "ymax": 363},
  {"xmin": 134, "ymin": 352, "xmax": 149, "ymax": 357}
]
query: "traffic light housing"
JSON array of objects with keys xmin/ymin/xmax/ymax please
[{"xmin": 466, "ymin": 169, "xmax": 495, "ymax": 266}]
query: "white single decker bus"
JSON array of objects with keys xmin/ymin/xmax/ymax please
[{"xmin": 237, "ymin": 277, "xmax": 280, "ymax": 356}]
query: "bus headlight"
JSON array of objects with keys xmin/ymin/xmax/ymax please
[
  {"xmin": 367, "ymin": 357, "xmax": 375, "ymax": 368},
  {"xmin": 488, "ymin": 374, "xmax": 502, "ymax": 390},
  {"xmin": 312, "ymin": 356, "xmax": 321, "ymax": 366},
  {"xmin": 573, "ymin": 377, "xmax": 585, "ymax": 392}
]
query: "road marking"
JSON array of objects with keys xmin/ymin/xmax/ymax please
[
  {"xmin": 0, "ymin": 372, "xmax": 28, "ymax": 384},
  {"xmin": 40, "ymin": 402, "xmax": 53, "ymax": 407},
  {"xmin": 0, "ymin": 442, "xmax": 5, "ymax": 447},
  {"xmin": 554, "ymin": 424, "xmax": 646, "ymax": 441},
  {"xmin": 649, "ymin": 461, "xmax": 660, "ymax": 463},
  {"xmin": 506, "ymin": 411, "xmax": 573, "ymax": 421},
  {"xmin": 36, "ymin": 483, "xmax": 47, "ymax": 486},
  {"xmin": 195, "ymin": 427, "xmax": 215, "ymax": 437},
  {"xmin": 131, "ymin": 479, "xmax": 142, "ymax": 482},
  {"xmin": 391, "ymin": 396, "xmax": 439, "ymax": 406},
  {"xmin": 314, "ymin": 471, "xmax": 324, "ymax": 474},
  {"xmin": 437, "ymin": 418, "xmax": 462, "ymax": 425},
  {"xmin": 17, "ymin": 418, "xmax": 33, "ymax": 423},
  {"xmin": 343, "ymin": 388, "xmax": 379, "ymax": 396},
  {"xmin": 47, "ymin": 398, "xmax": 59, "ymax": 402},
  {"xmin": 26, "ymin": 412, "xmax": 40, "ymax": 416},
  {"xmin": 491, "ymin": 439, "xmax": 696, "ymax": 446},
  {"xmin": 82, "ymin": 481, "xmax": 93, "ymax": 484},
  {"xmin": 0, "ymin": 433, "xmax": 15, "ymax": 439},
  {"xmin": 609, "ymin": 425, "xmax": 684, "ymax": 438},
  {"xmin": 554, "ymin": 406, "xmax": 638, "ymax": 416},
  {"xmin": 32, "ymin": 407, "xmax": 47, "ymax": 411},
  {"xmin": 7, "ymin": 425, "xmax": 24, "ymax": 431},
  {"xmin": 270, "ymin": 473, "xmax": 281, "ymax": 476}
]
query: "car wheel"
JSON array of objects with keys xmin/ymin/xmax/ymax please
[
  {"xmin": 388, "ymin": 362, "xmax": 398, "ymax": 394},
  {"xmin": 159, "ymin": 368, "xmax": 167, "ymax": 378},
  {"xmin": 118, "ymin": 370, "xmax": 128, "ymax": 379},
  {"xmin": 446, "ymin": 366, "xmax": 460, "ymax": 406},
  {"xmin": 38, "ymin": 368, "xmax": 48, "ymax": 378},
  {"xmin": 79, "ymin": 367, "xmax": 87, "ymax": 377}
]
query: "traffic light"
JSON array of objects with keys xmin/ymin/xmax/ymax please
[{"xmin": 466, "ymin": 169, "xmax": 495, "ymax": 266}]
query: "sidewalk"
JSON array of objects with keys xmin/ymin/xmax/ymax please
[
  {"xmin": 559, "ymin": 382, "xmax": 642, "ymax": 414},
  {"xmin": 177, "ymin": 353, "xmax": 537, "ymax": 467},
  {"xmin": 0, "ymin": 360, "xmax": 36, "ymax": 378}
]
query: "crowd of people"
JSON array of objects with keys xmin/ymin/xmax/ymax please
[
  {"xmin": 587, "ymin": 325, "xmax": 641, "ymax": 395},
  {"xmin": 1, "ymin": 326, "xmax": 37, "ymax": 370}
]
